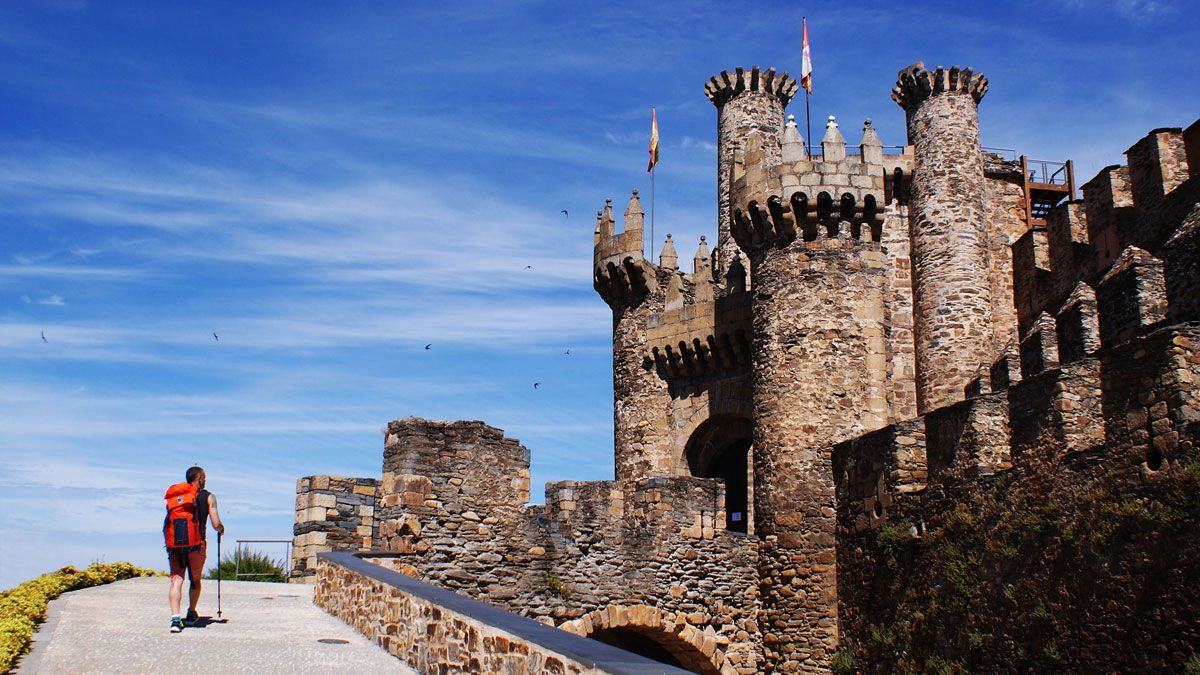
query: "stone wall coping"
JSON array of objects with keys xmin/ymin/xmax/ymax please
[{"xmin": 319, "ymin": 552, "xmax": 691, "ymax": 674}]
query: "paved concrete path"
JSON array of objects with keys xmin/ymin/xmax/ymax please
[{"xmin": 15, "ymin": 577, "xmax": 415, "ymax": 674}]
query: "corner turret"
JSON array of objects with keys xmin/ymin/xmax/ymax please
[{"xmin": 594, "ymin": 191, "xmax": 655, "ymax": 308}]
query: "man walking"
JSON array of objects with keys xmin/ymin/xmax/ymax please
[{"xmin": 164, "ymin": 465, "xmax": 224, "ymax": 633}]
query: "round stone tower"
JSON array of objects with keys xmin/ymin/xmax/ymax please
[
  {"xmin": 593, "ymin": 192, "xmax": 678, "ymax": 482},
  {"xmin": 893, "ymin": 62, "xmax": 995, "ymax": 413},
  {"xmin": 731, "ymin": 131, "xmax": 889, "ymax": 672},
  {"xmin": 706, "ymin": 67, "xmax": 798, "ymax": 283}
]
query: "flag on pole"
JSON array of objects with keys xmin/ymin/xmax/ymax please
[
  {"xmin": 801, "ymin": 18, "xmax": 813, "ymax": 94},
  {"xmin": 647, "ymin": 108, "xmax": 659, "ymax": 172}
]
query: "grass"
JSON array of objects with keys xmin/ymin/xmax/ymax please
[
  {"xmin": 0, "ymin": 562, "xmax": 160, "ymax": 673},
  {"xmin": 205, "ymin": 549, "xmax": 287, "ymax": 583}
]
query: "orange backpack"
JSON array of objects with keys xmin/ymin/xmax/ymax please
[{"xmin": 163, "ymin": 482, "xmax": 203, "ymax": 550}]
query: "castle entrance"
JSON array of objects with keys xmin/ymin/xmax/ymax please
[{"xmin": 685, "ymin": 416, "xmax": 752, "ymax": 533}]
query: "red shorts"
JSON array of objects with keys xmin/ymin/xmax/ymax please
[{"xmin": 167, "ymin": 541, "xmax": 207, "ymax": 580}]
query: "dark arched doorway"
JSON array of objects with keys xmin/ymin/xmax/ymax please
[
  {"xmin": 591, "ymin": 628, "xmax": 686, "ymax": 668},
  {"xmin": 685, "ymin": 416, "xmax": 752, "ymax": 533}
]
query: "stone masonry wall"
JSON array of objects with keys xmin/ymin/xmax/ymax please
[
  {"xmin": 832, "ymin": 324, "xmax": 1200, "ymax": 673},
  {"xmin": 363, "ymin": 418, "xmax": 762, "ymax": 674},
  {"xmin": 291, "ymin": 475, "xmax": 378, "ymax": 582},
  {"xmin": 738, "ymin": 231, "xmax": 888, "ymax": 672},
  {"xmin": 314, "ymin": 553, "xmax": 691, "ymax": 674},
  {"xmin": 983, "ymin": 159, "xmax": 1028, "ymax": 385}
]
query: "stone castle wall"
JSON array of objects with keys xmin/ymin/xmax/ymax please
[
  {"xmin": 295, "ymin": 55, "xmax": 1200, "ymax": 674},
  {"xmin": 302, "ymin": 417, "xmax": 762, "ymax": 674},
  {"xmin": 292, "ymin": 475, "xmax": 377, "ymax": 581},
  {"xmin": 833, "ymin": 322, "xmax": 1200, "ymax": 673}
]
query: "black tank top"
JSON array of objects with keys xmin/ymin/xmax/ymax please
[{"xmin": 196, "ymin": 489, "xmax": 211, "ymax": 541}]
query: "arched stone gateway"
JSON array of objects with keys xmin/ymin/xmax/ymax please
[
  {"xmin": 683, "ymin": 413, "xmax": 753, "ymax": 533},
  {"xmin": 559, "ymin": 605, "xmax": 728, "ymax": 674}
]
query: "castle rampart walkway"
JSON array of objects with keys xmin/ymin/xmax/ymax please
[{"xmin": 15, "ymin": 577, "xmax": 414, "ymax": 674}]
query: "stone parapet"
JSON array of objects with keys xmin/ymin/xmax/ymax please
[
  {"xmin": 291, "ymin": 475, "xmax": 378, "ymax": 582},
  {"xmin": 703, "ymin": 66, "xmax": 798, "ymax": 108},
  {"xmin": 891, "ymin": 62, "xmax": 988, "ymax": 110},
  {"xmin": 1164, "ymin": 204, "xmax": 1200, "ymax": 322},
  {"xmin": 315, "ymin": 552, "xmax": 691, "ymax": 674},
  {"xmin": 1096, "ymin": 246, "xmax": 1167, "ymax": 349}
]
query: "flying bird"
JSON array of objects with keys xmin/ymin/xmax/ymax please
[
  {"xmin": 213, "ymin": 332, "xmax": 219, "ymax": 342},
  {"xmin": 564, "ymin": 349, "xmax": 570, "ymax": 355},
  {"xmin": 524, "ymin": 265, "xmax": 534, "ymax": 270},
  {"xmin": 561, "ymin": 210, "xmax": 568, "ymax": 218},
  {"xmin": 424, "ymin": 343, "xmax": 432, "ymax": 350},
  {"xmin": 533, "ymin": 382, "xmax": 541, "ymax": 389},
  {"xmin": 41, "ymin": 331, "xmax": 47, "ymax": 343}
]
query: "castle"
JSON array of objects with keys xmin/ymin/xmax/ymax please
[{"xmin": 293, "ymin": 61, "xmax": 1200, "ymax": 674}]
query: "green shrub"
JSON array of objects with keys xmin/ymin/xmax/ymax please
[
  {"xmin": 544, "ymin": 574, "xmax": 574, "ymax": 599},
  {"xmin": 205, "ymin": 549, "xmax": 286, "ymax": 583},
  {"xmin": 0, "ymin": 562, "xmax": 160, "ymax": 672},
  {"xmin": 1185, "ymin": 653, "xmax": 1200, "ymax": 675},
  {"xmin": 830, "ymin": 649, "xmax": 855, "ymax": 675}
]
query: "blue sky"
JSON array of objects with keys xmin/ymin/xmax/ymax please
[{"xmin": 1, "ymin": 1, "xmax": 1197, "ymax": 586}]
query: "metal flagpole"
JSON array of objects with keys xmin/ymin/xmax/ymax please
[
  {"xmin": 805, "ymin": 89, "xmax": 812, "ymax": 156},
  {"xmin": 651, "ymin": 165, "xmax": 655, "ymax": 261}
]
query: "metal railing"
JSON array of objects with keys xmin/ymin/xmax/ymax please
[
  {"xmin": 234, "ymin": 538, "xmax": 293, "ymax": 579},
  {"xmin": 1025, "ymin": 158, "xmax": 1070, "ymax": 185},
  {"xmin": 805, "ymin": 145, "xmax": 907, "ymax": 159},
  {"xmin": 982, "ymin": 146, "xmax": 1018, "ymax": 161}
]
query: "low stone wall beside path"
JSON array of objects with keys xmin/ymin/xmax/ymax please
[{"xmin": 314, "ymin": 552, "xmax": 690, "ymax": 674}]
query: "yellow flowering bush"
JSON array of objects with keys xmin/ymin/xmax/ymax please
[{"xmin": 0, "ymin": 562, "xmax": 161, "ymax": 672}]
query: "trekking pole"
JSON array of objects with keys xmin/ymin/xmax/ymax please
[{"xmin": 216, "ymin": 531, "xmax": 222, "ymax": 619}]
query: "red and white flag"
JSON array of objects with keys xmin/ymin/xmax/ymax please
[
  {"xmin": 801, "ymin": 18, "xmax": 813, "ymax": 94},
  {"xmin": 647, "ymin": 108, "xmax": 659, "ymax": 172}
]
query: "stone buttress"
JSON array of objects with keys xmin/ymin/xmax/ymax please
[{"xmin": 893, "ymin": 63, "xmax": 997, "ymax": 413}]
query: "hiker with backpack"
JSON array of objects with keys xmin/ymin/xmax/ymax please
[{"xmin": 164, "ymin": 466, "xmax": 224, "ymax": 633}]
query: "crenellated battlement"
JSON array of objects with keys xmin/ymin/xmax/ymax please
[
  {"xmin": 891, "ymin": 62, "xmax": 988, "ymax": 109},
  {"xmin": 731, "ymin": 192, "xmax": 888, "ymax": 252},
  {"xmin": 1011, "ymin": 120, "xmax": 1197, "ymax": 371},
  {"xmin": 727, "ymin": 120, "xmax": 902, "ymax": 256},
  {"xmin": 704, "ymin": 66, "xmax": 798, "ymax": 108},
  {"xmin": 834, "ymin": 319, "xmax": 1199, "ymax": 542}
]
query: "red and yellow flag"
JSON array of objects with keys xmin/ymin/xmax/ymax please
[
  {"xmin": 647, "ymin": 108, "xmax": 659, "ymax": 172},
  {"xmin": 801, "ymin": 18, "xmax": 813, "ymax": 94}
]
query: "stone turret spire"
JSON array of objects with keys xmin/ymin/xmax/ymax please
[
  {"xmin": 822, "ymin": 115, "xmax": 846, "ymax": 161},
  {"xmin": 859, "ymin": 118, "xmax": 883, "ymax": 165},
  {"xmin": 782, "ymin": 114, "xmax": 807, "ymax": 162},
  {"xmin": 623, "ymin": 190, "xmax": 644, "ymax": 234},
  {"xmin": 659, "ymin": 234, "xmax": 678, "ymax": 270},
  {"xmin": 693, "ymin": 235, "xmax": 711, "ymax": 275}
]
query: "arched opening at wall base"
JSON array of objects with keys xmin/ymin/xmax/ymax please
[
  {"xmin": 590, "ymin": 628, "xmax": 687, "ymax": 669},
  {"xmin": 685, "ymin": 415, "xmax": 753, "ymax": 533},
  {"xmin": 561, "ymin": 604, "xmax": 728, "ymax": 675}
]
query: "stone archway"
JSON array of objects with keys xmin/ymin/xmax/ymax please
[
  {"xmin": 683, "ymin": 414, "xmax": 753, "ymax": 533},
  {"xmin": 559, "ymin": 605, "xmax": 727, "ymax": 674}
]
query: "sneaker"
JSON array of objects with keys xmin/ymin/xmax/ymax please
[
  {"xmin": 184, "ymin": 609, "xmax": 199, "ymax": 625},
  {"xmin": 170, "ymin": 618, "xmax": 184, "ymax": 633}
]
